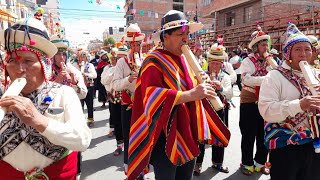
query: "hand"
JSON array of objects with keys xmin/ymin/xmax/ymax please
[
  {"xmin": 69, "ymin": 71, "xmax": 78, "ymax": 85},
  {"xmin": 299, "ymin": 95, "xmax": 320, "ymax": 111},
  {"xmin": 189, "ymin": 83, "xmax": 217, "ymax": 101},
  {"xmin": 128, "ymin": 72, "xmax": 138, "ymax": 83},
  {"xmin": 211, "ymin": 80, "xmax": 223, "ymax": 91},
  {"xmin": 0, "ymin": 96, "xmax": 48, "ymax": 132}
]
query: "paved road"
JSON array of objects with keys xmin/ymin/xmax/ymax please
[{"xmin": 80, "ymin": 87, "xmax": 270, "ymax": 180}]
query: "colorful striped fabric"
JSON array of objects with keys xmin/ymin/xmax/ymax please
[{"xmin": 127, "ymin": 49, "xmax": 230, "ymax": 180}]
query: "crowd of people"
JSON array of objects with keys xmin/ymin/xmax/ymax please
[{"xmin": 0, "ymin": 9, "xmax": 320, "ymax": 180}]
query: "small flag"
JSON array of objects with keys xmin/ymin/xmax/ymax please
[
  {"xmin": 131, "ymin": 9, "xmax": 136, "ymax": 14},
  {"xmin": 140, "ymin": 10, "xmax": 145, "ymax": 16},
  {"xmin": 147, "ymin": 11, "xmax": 152, "ymax": 17},
  {"xmin": 155, "ymin": 12, "xmax": 158, "ymax": 18},
  {"xmin": 116, "ymin": 5, "xmax": 120, "ymax": 10}
]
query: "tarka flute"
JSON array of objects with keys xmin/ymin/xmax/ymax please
[
  {"xmin": 263, "ymin": 52, "xmax": 278, "ymax": 69},
  {"xmin": 299, "ymin": 61, "xmax": 319, "ymax": 95},
  {"xmin": 133, "ymin": 53, "xmax": 142, "ymax": 72},
  {"xmin": 0, "ymin": 78, "xmax": 27, "ymax": 122},
  {"xmin": 181, "ymin": 45, "xmax": 224, "ymax": 111}
]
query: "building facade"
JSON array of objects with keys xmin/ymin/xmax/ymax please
[{"xmin": 124, "ymin": 0, "xmax": 213, "ymax": 36}]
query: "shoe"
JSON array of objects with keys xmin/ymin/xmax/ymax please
[
  {"xmin": 255, "ymin": 166, "xmax": 270, "ymax": 175},
  {"xmin": 240, "ymin": 164, "xmax": 254, "ymax": 176},
  {"xmin": 76, "ymin": 173, "xmax": 81, "ymax": 180},
  {"xmin": 212, "ymin": 164, "xmax": 229, "ymax": 173},
  {"xmin": 87, "ymin": 119, "xmax": 94, "ymax": 128},
  {"xmin": 107, "ymin": 130, "xmax": 114, "ymax": 138},
  {"xmin": 113, "ymin": 147, "xmax": 122, "ymax": 156},
  {"xmin": 193, "ymin": 163, "xmax": 202, "ymax": 176}
]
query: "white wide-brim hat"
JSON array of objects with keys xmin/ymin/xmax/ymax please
[
  {"xmin": 51, "ymin": 35, "xmax": 69, "ymax": 49},
  {"xmin": 152, "ymin": 10, "xmax": 203, "ymax": 42},
  {"xmin": 207, "ymin": 43, "xmax": 228, "ymax": 61},
  {"xmin": 248, "ymin": 33, "xmax": 270, "ymax": 50},
  {"xmin": 115, "ymin": 45, "xmax": 129, "ymax": 56},
  {"xmin": 270, "ymin": 48, "xmax": 278, "ymax": 55},
  {"xmin": 0, "ymin": 18, "xmax": 57, "ymax": 58},
  {"xmin": 123, "ymin": 23, "xmax": 145, "ymax": 42}
]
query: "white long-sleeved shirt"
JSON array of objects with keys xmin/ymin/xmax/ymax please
[
  {"xmin": 101, "ymin": 65, "xmax": 115, "ymax": 92},
  {"xmin": 240, "ymin": 56, "xmax": 267, "ymax": 87},
  {"xmin": 219, "ymin": 72, "xmax": 233, "ymax": 100},
  {"xmin": 65, "ymin": 63, "xmax": 88, "ymax": 99},
  {"xmin": 223, "ymin": 62, "xmax": 237, "ymax": 84},
  {"xmin": 112, "ymin": 57, "xmax": 136, "ymax": 93},
  {"xmin": 258, "ymin": 61, "xmax": 309, "ymax": 129},
  {"xmin": 2, "ymin": 84, "xmax": 92, "ymax": 172},
  {"xmin": 72, "ymin": 62, "xmax": 97, "ymax": 79}
]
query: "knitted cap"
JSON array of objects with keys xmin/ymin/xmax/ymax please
[{"xmin": 283, "ymin": 23, "xmax": 311, "ymax": 60}]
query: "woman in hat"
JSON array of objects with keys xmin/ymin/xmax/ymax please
[
  {"xmin": 0, "ymin": 18, "xmax": 91, "ymax": 179},
  {"xmin": 258, "ymin": 23, "xmax": 320, "ymax": 180},
  {"xmin": 50, "ymin": 35, "xmax": 87, "ymax": 100},
  {"xmin": 239, "ymin": 25, "xmax": 271, "ymax": 175},
  {"xmin": 112, "ymin": 24, "xmax": 145, "ymax": 176},
  {"xmin": 74, "ymin": 51, "xmax": 97, "ymax": 127},
  {"xmin": 97, "ymin": 50, "xmax": 109, "ymax": 108},
  {"xmin": 127, "ymin": 10, "xmax": 230, "ymax": 180},
  {"xmin": 102, "ymin": 45, "xmax": 129, "ymax": 156},
  {"xmin": 193, "ymin": 43, "xmax": 232, "ymax": 176}
]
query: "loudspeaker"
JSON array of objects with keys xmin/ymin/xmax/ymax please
[{"xmin": 109, "ymin": 27, "xmax": 113, "ymax": 35}]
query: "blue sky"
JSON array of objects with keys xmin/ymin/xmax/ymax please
[{"xmin": 59, "ymin": 0, "xmax": 126, "ymax": 47}]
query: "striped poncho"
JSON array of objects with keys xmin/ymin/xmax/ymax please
[{"xmin": 127, "ymin": 49, "xmax": 231, "ymax": 179}]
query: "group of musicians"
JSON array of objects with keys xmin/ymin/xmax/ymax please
[{"xmin": 0, "ymin": 9, "xmax": 319, "ymax": 180}]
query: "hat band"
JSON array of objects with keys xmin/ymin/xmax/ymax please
[
  {"xmin": 51, "ymin": 39, "xmax": 69, "ymax": 44},
  {"xmin": 8, "ymin": 43, "xmax": 45, "ymax": 55},
  {"xmin": 210, "ymin": 52, "xmax": 224, "ymax": 57},
  {"xmin": 126, "ymin": 32, "xmax": 143, "ymax": 38},
  {"xmin": 10, "ymin": 24, "xmax": 49, "ymax": 40}
]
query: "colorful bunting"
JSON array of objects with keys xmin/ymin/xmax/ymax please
[
  {"xmin": 139, "ymin": 10, "xmax": 144, "ymax": 16},
  {"xmin": 155, "ymin": 12, "xmax": 158, "ymax": 18},
  {"xmin": 147, "ymin": 11, "xmax": 152, "ymax": 17}
]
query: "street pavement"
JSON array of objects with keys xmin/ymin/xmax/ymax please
[{"xmin": 80, "ymin": 87, "xmax": 270, "ymax": 180}]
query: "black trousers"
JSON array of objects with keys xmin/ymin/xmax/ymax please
[
  {"xmin": 121, "ymin": 105, "xmax": 132, "ymax": 166},
  {"xmin": 151, "ymin": 133, "xmax": 196, "ymax": 180},
  {"xmin": 239, "ymin": 103, "xmax": 268, "ymax": 166},
  {"xmin": 270, "ymin": 143, "xmax": 318, "ymax": 180},
  {"xmin": 77, "ymin": 152, "xmax": 82, "ymax": 174},
  {"xmin": 108, "ymin": 100, "xmax": 115, "ymax": 129},
  {"xmin": 196, "ymin": 109, "xmax": 228, "ymax": 165},
  {"xmin": 110, "ymin": 102, "xmax": 123, "ymax": 144},
  {"xmin": 236, "ymin": 74, "xmax": 242, "ymax": 91},
  {"xmin": 81, "ymin": 86, "xmax": 94, "ymax": 119}
]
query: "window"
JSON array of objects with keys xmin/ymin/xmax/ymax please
[
  {"xmin": 244, "ymin": 6, "xmax": 252, "ymax": 23},
  {"xmin": 226, "ymin": 11, "xmax": 235, "ymax": 26},
  {"xmin": 173, "ymin": 4, "xmax": 184, "ymax": 12},
  {"xmin": 202, "ymin": 0, "xmax": 212, "ymax": 6}
]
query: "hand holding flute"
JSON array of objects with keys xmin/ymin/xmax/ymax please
[{"xmin": 299, "ymin": 61, "xmax": 320, "ymax": 111}]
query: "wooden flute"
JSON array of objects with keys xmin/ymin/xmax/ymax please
[
  {"xmin": 181, "ymin": 45, "xmax": 224, "ymax": 111},
  {"xmin": 0, "ymin": 78, "xmax": 27, "ymax": 121}
]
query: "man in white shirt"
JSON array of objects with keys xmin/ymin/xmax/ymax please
[
  {"xmin": 238, "ymin": 25, "xmax": 271, "ymax": 176},
  {"xmin": 259, "ymin": 23, "xmax": 320, "ymax": 180},
  {"xmin": 101, "ymin": 46, "xmax": 129, "ymax": 156},
  {"xmin": 111, "ymin": 24, "xmax": 145, "ymax": 176},
  {"xmin": 229, "ymin": 49, "xmax": 242, "ymax": 91}
]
